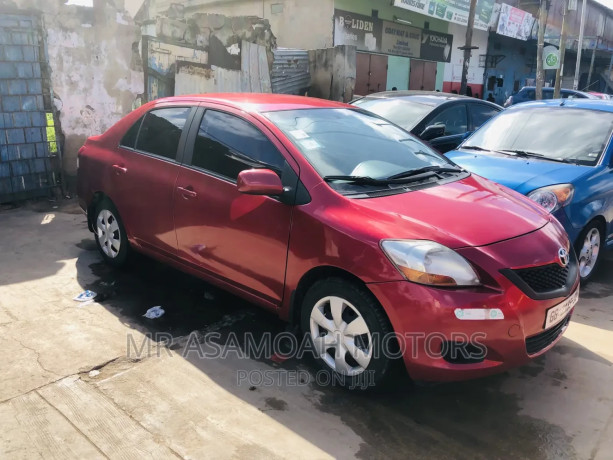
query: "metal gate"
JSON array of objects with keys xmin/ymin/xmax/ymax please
[{"xmin": 0, "ymin": 12, "xmax": 60, "ymax": 203}]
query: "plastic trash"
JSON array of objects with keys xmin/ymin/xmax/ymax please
[
  {"xmin": 143, "ymin": 306, "xmax": 165, "ymax": 319},
  {"xmin": 89, "ymin": 370, "xmax": 100, "ymax": 378},
  {"xmin": 73, "ymin": 290, "xmax": 96, "ymax": 302}
]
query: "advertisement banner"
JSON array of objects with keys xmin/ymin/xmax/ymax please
[
  {"xmin": 333, "ymin": 10, "xmax": 381, "ymax": 52},
  {"xmin": 496, "ymin": 3, "xmax": 534, "ymax": 41},
  {"xmin": 420, "ymin": 30, "xmax": 453, "ymax": 62},
  {"xmin": 393, "ymin": 0, "xmax": 495, "ymax": 31},
  {"xmin": 381, "ymin": 20, "xmax": 421, "ymax": 58}
]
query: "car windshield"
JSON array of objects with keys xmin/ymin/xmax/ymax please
[
  {"xmin": 263, "ymin": 108, "xmax": 452, "ymax": 181},
  {"xmin": 463, "ymin": 107, "xmax": 613, "ymax": 165},
  {"xmin": 351, "ymin": 98, "xmax": 433, "ymax": 131}
]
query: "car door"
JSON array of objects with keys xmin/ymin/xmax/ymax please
[
  {"xmin": 173, "ymin": 106, "xmax": 299, "ymax": 307},
  {"xmin": 112, "ymin": 105, "xmax": 195, "ymax": 257},
  {"xmin": 417, "ymin": 103, "xmax": 469, "ymax": 153}
]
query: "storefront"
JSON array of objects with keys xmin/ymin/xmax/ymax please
[{"xmin": 332, "ymin": 1, "xmax": 452, "ymax": 95}]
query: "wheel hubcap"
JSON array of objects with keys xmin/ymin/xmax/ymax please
[
  {"xmin": 96, "ymin": 209, "xmax": 121, "ymax": 258},
  {"xmin": 309, "ymin": 296, "xmax": 373, "ymax": 376},
  {"xmin": 579, "ymin": 228, "xmax": 600, "ymax": 278}
]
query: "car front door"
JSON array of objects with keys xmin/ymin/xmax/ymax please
[
  {"xmin": 173, "ymin": 106, "xmax": 298, "ymax": 307},
  {"xmin": 112, "ymin": 105, "xmax": 195, "ymax": 257},
  {"xmin": 417, "ymin": 103, "xmax": 469, "ymax": 153}
]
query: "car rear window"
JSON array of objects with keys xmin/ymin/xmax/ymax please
[
  {"xmin": 351, "ymin": 98, "xmax": 433, "ymax": 131},
  {"xmin": 135, "ymin": 107, "xmax": 191, "ymax": 160}
]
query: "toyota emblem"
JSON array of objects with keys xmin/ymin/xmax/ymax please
[{"xmin": 558, "ymin": 248, "xmax": 570, "ymax": 267}]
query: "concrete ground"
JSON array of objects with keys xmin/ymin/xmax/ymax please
[{"xmin": 1, "ymin": 201, "xmax": 612, "ymax": 459}]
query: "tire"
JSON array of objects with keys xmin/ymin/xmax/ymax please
[
  {"xmin": 93, "ymin": 198, "xmax": 129, "ymax": 267},
  {"xmin": 300, "ymin": 278, "xmax": 398, "ymax": 390},
  {"xmin": 574, "ymin": 220, "xmax": 605, "ymax": 284}
]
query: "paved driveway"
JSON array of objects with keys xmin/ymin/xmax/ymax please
[{"xmin": 1, "ymin": 201, "xmax": 612, "ymax": 459}]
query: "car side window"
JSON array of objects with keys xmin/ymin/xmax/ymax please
[
  {"xmin": 468, "ymin": 104, "xmax": 500, "ymax": 130},
  {"xmin": 191, "ymin": 110, "xmax": 286, "ymax": 180},
  {"xmin": 525, "ymin": 90, "xmax": 535, "ymax": 100},
  {"xmin": 135, "ymin": 107, "xmax": 191, "ymax": 160},
  {"xmin": 542, "ymin": 90, "xmax": 553, "ymax": 99},
  {"xmin": 427, "ymin": 105, "xmax": 468, "ymax": 136},
  {"xmin": 120, "ymin": 115, "xmax": 144, "ymax": 149}
]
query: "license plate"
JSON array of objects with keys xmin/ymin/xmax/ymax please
[{"xmin": 544, "ymin": 288, "xmax": 579, "ymax": 329}]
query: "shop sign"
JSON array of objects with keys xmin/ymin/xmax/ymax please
[
  {"xmin": 381, "ymin": 20, "xmax": 421, "ymax": 58},
  {"xmin": 333, "ymin": 9, "xmax": 382, "ymax": 52},
  {"xmin": 420, "ymin": 30, "xmax": 453, "ymax": 62},
  {"xmin": 393, "ymin": 0, "xmax": 495, "ymax": 31}
]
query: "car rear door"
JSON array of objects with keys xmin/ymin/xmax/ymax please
[
  {"xmin": 173, "ymin": 105, "xmax": 299, "ymax": 308},
  {"xmin": 112, "ymin": 104, "xmax": 195, "ymax": 257}
]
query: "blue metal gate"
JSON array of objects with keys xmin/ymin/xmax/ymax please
[{"xmin": 0, "ymin": 12, "xmax": 60, "ymax": 203}]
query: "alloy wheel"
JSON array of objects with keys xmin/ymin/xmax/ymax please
[
  {"xmin": 309, "ymin": 296, "xmax": 373, "ymax": 376},
  {"xmin": 96, "ymin": 209, "xmax": 121, "ymax": 259},
  {"xmin": 578, "ymin": 227, "xmax": 600, "ymax": 278}
]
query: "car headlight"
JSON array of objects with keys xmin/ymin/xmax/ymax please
[
  {"xmin": 527, "ymin": 184, "xmax": 574, "ymax": 213},
  {"xmin": 380, "ymin": 240, "xmax": 480, "ymax": 287}
]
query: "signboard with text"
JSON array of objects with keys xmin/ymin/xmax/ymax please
[
  {"xmin": 333, "ymin": 10, "xmax": 381, "ymax": 52},
  {"xmin": 393, "ymin": 0, "xmax": 495, "ymax": 31},
  {"xmin": 420, "ymin": 30, "xmax": 453, "ymax": 62},
  {"xmin": 381, "ymin": 21, "xmax": 421, "ymax": 58},
  {"xmin": 496, "ymin": 3, "xmax": 534, "ymax": 41}
]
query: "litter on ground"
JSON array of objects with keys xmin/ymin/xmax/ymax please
[
  {"xmin": 143, "ymin": 306, "xmax": 165, "ymax": 319},
  {"xmin": 73, "ymin": 290, "xmax": 96, "ymax": 302}
]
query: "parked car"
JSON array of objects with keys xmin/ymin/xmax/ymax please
[
  {"xmin": 588, "ymin": 92, "xmax": 611, "ymax": 100},
  {"xmin": 351, "ymin": 91, "xmax": 502, "ymax": 153},
  {"xmin": 78, "ymin": 94, "xmax": 579, "ymax": 388},
  {"xmin": 504, "ymin": 86, "xmax": 596, "ymax": 107},
  {"xmin": 447, "ymin": 99, "xmax": 613, "ymax": 283}
]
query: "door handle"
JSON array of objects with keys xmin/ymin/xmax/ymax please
[
  {"xmin": 177, "ymin": 186, "xmax": 197, "ymax": 199},
  {"xmin": 112, "ymin": 164, "xmax": 127, "ymax": 175}
]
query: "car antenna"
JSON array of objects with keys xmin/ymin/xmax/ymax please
[{"xmin": 560, "ymin": 99, "xmax": 566, "ymax": 106}]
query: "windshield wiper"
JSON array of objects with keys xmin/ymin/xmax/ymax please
[
  {"xmin": 323, "ymin": 175, "xmax": 387, "ymax": 185},
  {"xmin": 386, "ymin": 165, "xmax": 463, "ymax": 181},
  {"xmin": 499, "ymin": 150, "xmax": 581, "ymax": 164},
  {"xmin": 461, "ymin": 146, "xmax": 491, "ymax": 152}
]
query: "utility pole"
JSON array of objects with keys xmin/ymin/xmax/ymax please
[
  {"xmin": 535, "ymin": 0, "xmax": 548, "ymax": 100},
  {"xmin": 459, "ymin": 0, "xmax": 478, "ymax": 95},
  {"xmin": 573, "ymin": 0, "xmax": 587, "ymax": 89},
  {"xmin": 586, "ymin": 46, "xmax": 596, "ymax": 90},
  {"xmin": 553, "ymin": 0, "xmax": 569, "ymax": 98}
]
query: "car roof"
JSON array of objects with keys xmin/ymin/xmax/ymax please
[
  {"xmin": 507, "ymin": 98, "xmax": 613, "ymax": 112},
  {"xmin": 151, "ymin": 93, "xmax": 351, "ymax": 113},
  {"xmin": 520, "ymin": 86, "xmax": 592, "ymax": 95},
  {"xmin": 354, "ymin": 90, "xmax": 497, "ymax": 107}
]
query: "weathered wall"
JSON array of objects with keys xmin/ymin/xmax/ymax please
[
  {"xmin": 4, "ymin": 0, "xmax": 143, "ymax": 190},
  {"xmin": 308, "ymin": 45, "xmax": 356, "ymax": 102},
  {"xmin": 144, "ymin": 0, "xmax": 334, "ymax": 50}
]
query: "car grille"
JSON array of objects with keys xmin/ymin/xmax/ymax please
[
  {"xmin": 513, "ymin": 263, "xmax": 570, "ymax": 293},
  {"xmin": 525, "ymin": 314, "xmax": 571, "ymax": 355}
]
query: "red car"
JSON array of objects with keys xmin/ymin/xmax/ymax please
[{"xmin": 77, "ymin": 94, "xmax": 580, "ymax": 388}]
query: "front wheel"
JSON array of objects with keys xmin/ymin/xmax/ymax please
[
  {"xmin": 300, "ymin": 278, "xmax": 398, "ymax": 390},
  {"xmin": 575, "ymin": 221, "xmax": 604, "ymax": 283},
  {"xmin": 94, "ymin": 199, "xmax": 129, "ymax": 267}
]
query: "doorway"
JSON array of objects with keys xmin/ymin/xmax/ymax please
[
  {"xmin": 355, "ymin": 53, "xmax": 388, "ymax": 96},
  {"xmin": 409, "ymin": 59, "xmax": 437, "ymax": 91}
]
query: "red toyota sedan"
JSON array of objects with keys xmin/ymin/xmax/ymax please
[{"xmin": 77, "ymin": 94, "xmax": 579, "ymax": 388}]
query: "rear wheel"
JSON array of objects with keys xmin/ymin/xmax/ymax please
[
  {"xmin": 300, "ymin": 278, "xmax": 397, "ymax": 389},
  {"xmin": 94, "ymin": 199, "xmax": 129, "ymax": 267},
  {"xmin": 575, "ymin": 221, "xmax": 604, "ymax": 283}
]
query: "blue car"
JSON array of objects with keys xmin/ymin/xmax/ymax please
[{"xmin": 447, "ymin": 99, "xmax": 613, "ymax": 282}]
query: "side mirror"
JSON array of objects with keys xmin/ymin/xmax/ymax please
[
  {"xmin": 420, "ymin": 124, "xmax": 446, "ymax": 141},
  {"xmin": 237, "ymin": 169, "xmax": 284, "ymax": 196}
]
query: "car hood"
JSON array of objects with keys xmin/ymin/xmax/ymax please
[
  {"xmin": 446, "ymin": 150, "xmax": 592, "ymax": 194},
  {"xmin": 344, "ymin": 174, "xmax": 550, "ymax": 249}
]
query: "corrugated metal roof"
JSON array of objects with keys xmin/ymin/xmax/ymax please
[{"xmin": 271, "ymin": 48, "xmax": 310, "ymax": 95}]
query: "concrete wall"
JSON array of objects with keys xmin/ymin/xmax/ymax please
[
  {"xmin": 145, "ymin": 0, "xmax": 334, "ymax": 50},
  {"xmin": 4, "ymin": 0, "xmax": 144, "ymax": 189},
  {"xmin": 308, "ymin": 45, "xmax": 356, "ymax": 102}
]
